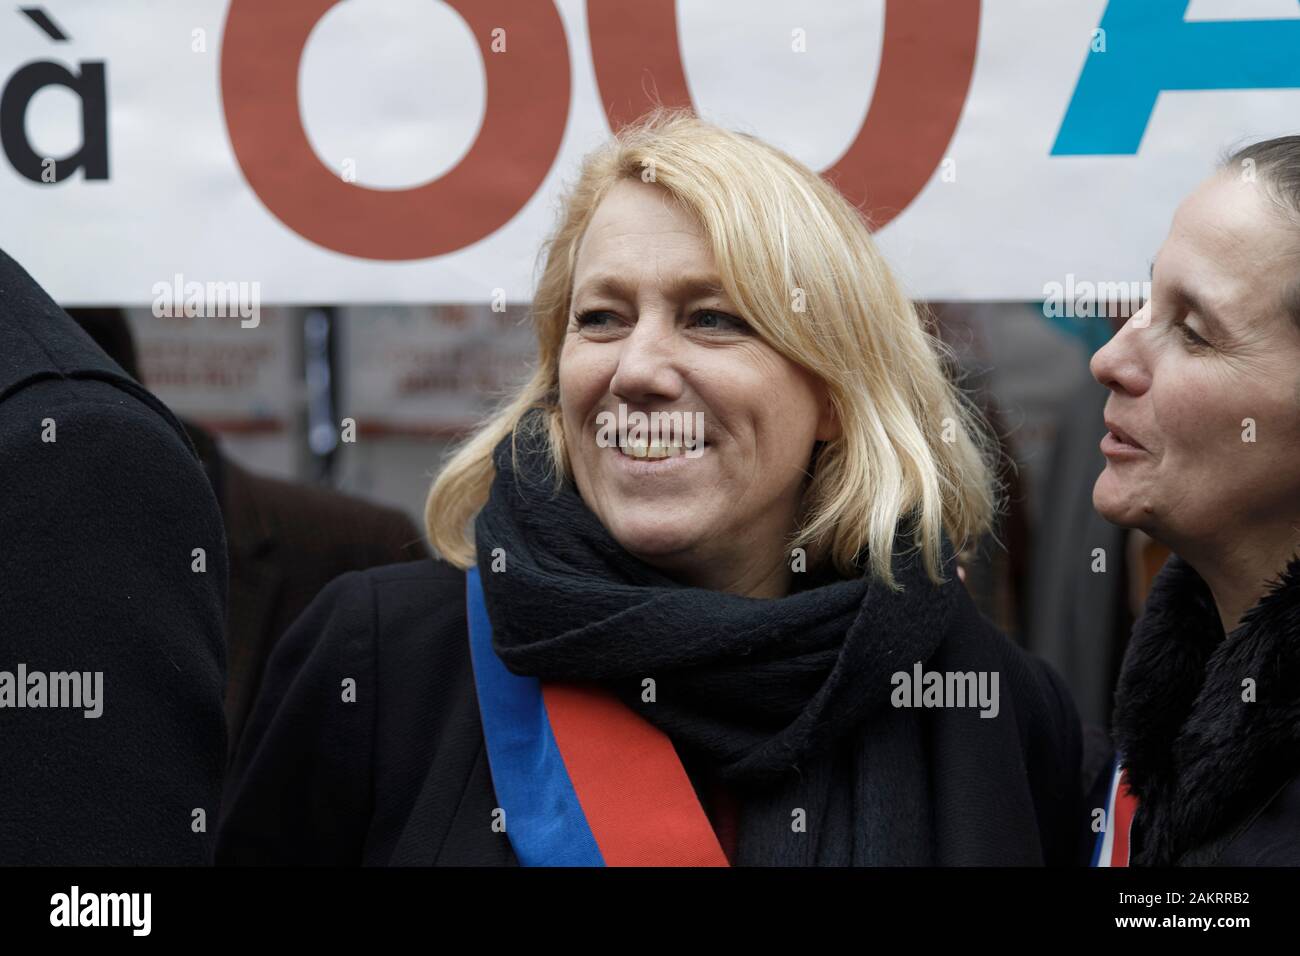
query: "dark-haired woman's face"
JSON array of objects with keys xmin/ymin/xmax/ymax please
[
  {"xmin": 1090, "ymin": 172, "xmax": 1300, "ymax": 560},
  {"xmin": 557, "ymin": 178, "xmax": 838, "ymax": 597}
]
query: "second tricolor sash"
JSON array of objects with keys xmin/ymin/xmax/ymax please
[
  {"xmin": 465, "ymin": 564, "xmax": 730, "ymax": 867},
  {"xmin": 1092, "ymin": 755, "xmax": 1139, "ymax": 867}
]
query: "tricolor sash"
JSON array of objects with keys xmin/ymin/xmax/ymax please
[
  {"xmin": 465, "ymin": 564, "xmax": 730, "ymax": 867},
  {"xmin": 1092, "ymin": 755, "xmax": 1138, "ymax": 867}
]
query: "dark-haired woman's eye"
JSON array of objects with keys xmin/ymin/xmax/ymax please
[{"xmin": 1177, "ymin": 321, "xmax": 1209, "ymax": 348}]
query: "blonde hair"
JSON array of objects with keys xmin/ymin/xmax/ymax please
[{"xmin": 425, "ymin": 107, "xmax": 998, "ymax": 589}]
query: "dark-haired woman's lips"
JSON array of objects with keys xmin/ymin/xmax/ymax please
[{"xmin": 1101, "ymin": 420, "xmax": 1147, "ymax": 458}]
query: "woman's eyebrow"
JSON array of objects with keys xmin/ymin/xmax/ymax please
[{"xmin": 573, "ymin": 273, "xmax": 726, "ymax": 301}]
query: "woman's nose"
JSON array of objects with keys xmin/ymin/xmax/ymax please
[
  {"xmin": 609, "ymin": 314, "xmax": 684, "ymax": 403},
  {"xmin": 1090, "ymin": 304, "xmax": 1153, "ymax": 396}
]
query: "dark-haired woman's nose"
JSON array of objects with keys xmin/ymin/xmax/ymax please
[{"xmin": 1090, "ymin": 304, "xmax": 1153, "ymax": 397}]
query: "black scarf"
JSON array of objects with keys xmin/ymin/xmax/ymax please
[
  {"xmin": 1112, "ymin": 552, "xmax": 1300, "ymax": 865},
  {"xmin": 473, "ymin": 409, "xmax": 966, "ymax": 865}
]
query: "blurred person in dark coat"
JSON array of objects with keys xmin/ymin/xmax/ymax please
[
  {"xmin": 69, "ymin": 310, "xmax": 430, "ymax": 763},
  {"xmin": 0, "ymin": 250, "xmax": 227, "ymax": 864}
]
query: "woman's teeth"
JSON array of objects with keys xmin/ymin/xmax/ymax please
[{"xmin": 618, "ymin": 441, "xmax": 694, "ymax": 459}]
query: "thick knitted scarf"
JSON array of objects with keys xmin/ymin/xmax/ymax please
[{"xmin": 472, "ymin": 408, "xmax": 966, "ymax": 865}]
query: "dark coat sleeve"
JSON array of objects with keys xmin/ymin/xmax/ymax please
[
  {"xmin": 215, "ymin": 570, "xmax": 377, "ymax": 865},
  {"xmin": 1024, "ymin": 655, "xmax": 1087, "ymax": 866},
  {"xmin": 1078, "ymin": 724, "xmax": 1116, "ymax": 864},
  {"xmin": 0, "ymin": 380, "xmax": 228, "ymax": 864}
]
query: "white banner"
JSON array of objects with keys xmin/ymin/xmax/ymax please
[{"xmin": 3, "ymin": 0, "xmax": 1300, "ymax": 304}]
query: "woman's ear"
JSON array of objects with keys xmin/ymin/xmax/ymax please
[{"xmin": 815, "ymin": 389, "xmax": 841, "ymax": 443}]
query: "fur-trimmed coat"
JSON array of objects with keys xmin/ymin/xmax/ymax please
[{"xmin": 1108, "ymin": 553, "xmax": 1300, "ymax": 865}]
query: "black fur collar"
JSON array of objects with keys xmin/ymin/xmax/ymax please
[{"xmin": 1112, "ymin": 551, "xmax": 1300, "ymax": 865}]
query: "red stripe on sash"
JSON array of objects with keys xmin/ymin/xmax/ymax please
[
  {"xmin": 1112, "ymin": 767, "xmax": 1137, "ymax": 867},
  {"xmin": 542, "ymin": 682, "xmax": 730, "ymax": 867}
]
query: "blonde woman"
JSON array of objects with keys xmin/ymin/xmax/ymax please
[{"xmin": 217, "ymin": 109, "xmax": 1082, "ymax": 867}]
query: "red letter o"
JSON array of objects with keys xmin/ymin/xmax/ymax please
[{"xmin": 221, "ymin": 0, "xmax": 570, "ymax": 259}]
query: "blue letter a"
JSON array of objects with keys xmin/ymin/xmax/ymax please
[{"xmin": 1053, "ymin": 0, "xmax": 1300, "ymax": 155}]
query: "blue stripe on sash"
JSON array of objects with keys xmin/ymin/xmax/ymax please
[
  {"xmin": 464, "ymin": 564, "xmax": 605, "ymax": 866},
  {"xmin": 1090, "ymin": 754, "xmax": 1122, "ymax": 867}
]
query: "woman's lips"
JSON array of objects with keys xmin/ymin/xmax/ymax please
[{"xmin": 1101, "ymin": 420, "xmax": 1147, "ymax": 458}]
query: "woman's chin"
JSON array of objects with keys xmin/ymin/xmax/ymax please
[
  {"xmin": 1092, "ymin": 475, "xmax": 1150, "ymax": 531},
  {"xmin": 609, "ymin": 523, "xmax": 706, "ymax": 565}
]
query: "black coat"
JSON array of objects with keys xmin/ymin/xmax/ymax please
[
  {"xmin": 0, "ymin": 249, "xmax": 229, "ymax": 864},
  {"xmin": 1103, "ymin": 553, "xmax": 1300, "ymax": 865},
  {"xmin": 216, "ymin": 557, "xmax": 1086, "ymax": 866},
  {"xmin": 180, "ymin": 420, "xmax": 428, "ymax": 763}
]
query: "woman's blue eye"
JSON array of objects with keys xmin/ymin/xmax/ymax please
[
  {"xmin": 574, "ymin": 310, "xmax": 614, "ymax": 328},
  {"xmin": 574, "ymin": 308, "xmax": 749, "ymax": 332},
  {"xmin": 692, "ymin": 309, "xmax": 749, "ymax": 332}
]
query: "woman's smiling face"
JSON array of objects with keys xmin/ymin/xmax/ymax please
[
  {"xmin": 1090, "ymin": 172, "xmax": 1300, "ymax": 558},
  {"xmin": 557, "ymin": 178, "xmax": 839, "ymax": 597}
]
